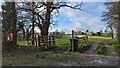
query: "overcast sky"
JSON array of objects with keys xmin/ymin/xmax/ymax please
[
  {"xmin": 48, "ymin": 2, "xmax": 108, "ymax": 34},
  {"xmin": 0, "ymin": 2, "xmax": 108, "ymax": 34}
]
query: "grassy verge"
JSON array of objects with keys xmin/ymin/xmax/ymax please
[
  {"xmin": 112, "ymin": 40, "xmax": 120, "ymax": 53},
  {"xmin": 3, "ymin": 46, "xmax": 81, "ymax": 65},
  {"xmin": 96, "ymin": 43, "xmax": 107, "ymax": 55}
]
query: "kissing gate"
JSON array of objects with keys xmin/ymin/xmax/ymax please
[{"xmin": 38, "ymin": 36, "xmax": 55, "ymax": 47}]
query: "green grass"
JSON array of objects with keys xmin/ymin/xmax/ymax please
[
  {"xmin": 114, "ymin": 46, "xmax": 120, "ymax": 53},
  {"xmin": 112, "ymin": 40, "xmax": 120, "ymax": 53},
  {"xmin": 45, "ymin": 53, "xmax": 73, "ymax": 61},
  {"xmin": 17, "ymin": 35, "xmax": 117, "ymax": 53},
  {"xmin": 56, "ymin": 35, "xmax": 114, "ymax": 46},
  {"xmin": 88, "ymin": 36, "xmax": 113, "ymax": 43},
  {"xmin": 17, "ymin": 41, "xmax": 28, "ymax": 46},
  {"xmin": 17, "ymin": 40, "xmax": 38, "ymax": 46},
  {"xmin": 3, "ymin": 47, "xmax": 81, "ymax": 65},
  {"xmin": 55, "ymin": 35, "xmax": 71, "ymax": 46},
  {"xmin": 17, "ymin": 35, "xmax": 115, "ymax": 47},
  {"xmin": 4, "ymin": 34, "xmax": 119, "ymax": 65},
  {"xmin": 96, "ymin": 43, "xmax": 107, "ymax": 55}
]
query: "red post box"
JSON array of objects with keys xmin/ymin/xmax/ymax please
[{"xmin": 6, "ymin": 33, "xmax": 13, "ymax": 42}]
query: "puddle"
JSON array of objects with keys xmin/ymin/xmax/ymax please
[
  {"xmin": 90, "ymin": 59, "xmax": 108, "ymax": 64},
  {"xmin": 60, "ymin": 63, "xmax": 72, "ymax": 66}
]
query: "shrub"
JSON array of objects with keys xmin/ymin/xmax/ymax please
[
  {"xmin": 96, "ymin": 44, "xmax": 107, "ymax": 55},
  {"xmin": 112, "ymin": 40, "xmax": 120, "ymax": 53}
]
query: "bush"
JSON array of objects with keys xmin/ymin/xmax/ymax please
[
  {"xmin": 96, "ymin": 44, "xmax": 107, "ymax": 55},
  {"xmin": 112, "ymin": 40, "xmax": 120, "ymax": 53},
  {"xmin": 113, "ymin": 42, "xmax": 120, "ymax": 53},
  {"xmin": 114, "ymin": 46, "xmax": 120, "ymax": 53}
]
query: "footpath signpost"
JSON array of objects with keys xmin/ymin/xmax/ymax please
[
  {"xmin": 72, "ymin": 30, "xmax": 75, "ymax": 52},
  {"xmin": 70, "ymin": 30, "xmax": 78, "ymax": 52}
]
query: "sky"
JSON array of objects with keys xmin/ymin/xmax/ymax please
[
  {"xmin": 49, "ymin": 2, "xmax": 108, "ymax": 34},
  {"xmin": 0, "ymin": 2, "xmax": 108, "ymax": 34}
]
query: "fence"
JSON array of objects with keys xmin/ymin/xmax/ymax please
[{"xmin": 38, "ymin": 36, "xmax": 55, "ymax": 47}]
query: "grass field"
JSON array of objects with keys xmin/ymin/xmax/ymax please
[
  {"xmin": 16, "ymin": 34, "xmax": 120, "ymax": 55},
  {"xmin": 17, "ymin": 35, "xmax": 117, "ymax": 46},
  {"xmin": 3, "ymin": 35, "xmax": 120, "ymax": 66},
  {"xmin": 17, "ymin": 35, "xmax": 119, "ymax": 53},
  {"xmin": 55, "ymin": 35, "xmax": 116, "ymax": 46}
]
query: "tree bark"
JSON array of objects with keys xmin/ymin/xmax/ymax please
[
  {"xmin": 110, "ymin": 27, "xmax": 114, "ymax": 39},
  {"xmin": 117, "ymin": 2, "xmax": 120, "ymax": 43},
  {"xmin": 2, "ymin": 2, "xmax": 17, "ymax": 51},
  {"xmin": 32, "ymin": 2, "xmax": 35, "ymax": 46},
  {"xmin": 22, "ymin": 27, "xmax": 25, "ymax": 39},
  {"xmin": 41, "ymin": 2, "xmax": 51, "ymax": 46},
  {"xmin": 117, "ymin": 19, "xmax": 120, "ymax": 43},
  {"xmin": 12, "ymin": 2, "xmax": 17, "ymax": 45}
]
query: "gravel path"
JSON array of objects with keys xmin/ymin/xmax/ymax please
[
  {"xmin": 105, "ymin": 45, "xmax": 118, "ymax": 57},
  {"xmin": 84, "ymin": 42, "xmax": 98, "ymax": 54},
  {"xmin": 46, "ymin": 43, "xmax": 119, "ymax": 66},
  {"xmin": 58, "ymin": 54, "xmax": 119, "ymax": 66},
  {"xmin": 57, "ymin": 42, "xmax": 119, "ymax": 66},
  {"xmin": 85, "ymin": 42, "xmax": 118, "ymax": 57}
]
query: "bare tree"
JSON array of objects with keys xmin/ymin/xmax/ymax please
[
  {"xmin": 107, "ymin": 22, "xmax": 114, "ymax": 38},
  {"xmin": 102, "ymin": 2, "xmax": 120, "ymax": 42},
  {"xmin": 2, "ymin": 2, "xmax": 17, "ymax": 47},
  {"xmin": 17, "ymin": 1, "xmax": 83, "ymax": 45}
]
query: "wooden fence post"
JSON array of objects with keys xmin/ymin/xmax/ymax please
[
  {"xmin": 53, "ymin": 36, "xmax": 55, "ymax": 45},
  {"xmin": 38, "ymin": 36, "xmax": 40, "ymax": 47},
  {"xmin": 49, "ymin": 36, "xmax": 51, "ymax": 46},
  {"xmin": 35, "ymin": 35, "xmax": 37, "ymax": 47}
]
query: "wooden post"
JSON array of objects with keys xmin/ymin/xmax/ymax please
[
  {"xmin": 53, "ymin": 36, "xmax": 55, "ymax": 45},
  {"xmin": 35, "ymin": 35, "xmax": 37, "ymax": 47},
  {"xmin": 38, "ymin": 36, "xmax": 40, "ymax": 47},
  {"xmin": 49, "ymin": 36, "xmax": 51, "ymax": 46},
  {"xmin": 72, "ymin": 30, "xmax": 74, "ymax": 52},
  {"xmin": 32, "ymin": 2, "xmax": 35, "ymax": 46}
]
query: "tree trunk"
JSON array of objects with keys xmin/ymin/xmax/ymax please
[
  {"xmin": 12, "ymin": 2, "xmax": 17, "ymax": 45},
  {"xmin": 110, "ymin": 27, "xmax": 114, "ymax": 39},
  {"xmin": 2, "ymin": 2, "xmax": 17, "ymax": 51},
  {"xmin": 22, "ymin": 27, "xmax": 25, "ymax": 39},
  {"xmin": 117, "ymin": 19, "xmax": 120, "ymax": 43},
  {"xmin": 41, "ymin": 2, "xmax": 51, "ymax": 46},
  {"xmin": 32, "ymin": 2, "xmax": 35, "ymax": 46},
  {"xmin": 117, "ymin": 2, "xmax": 120, "ymax": 43}
]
